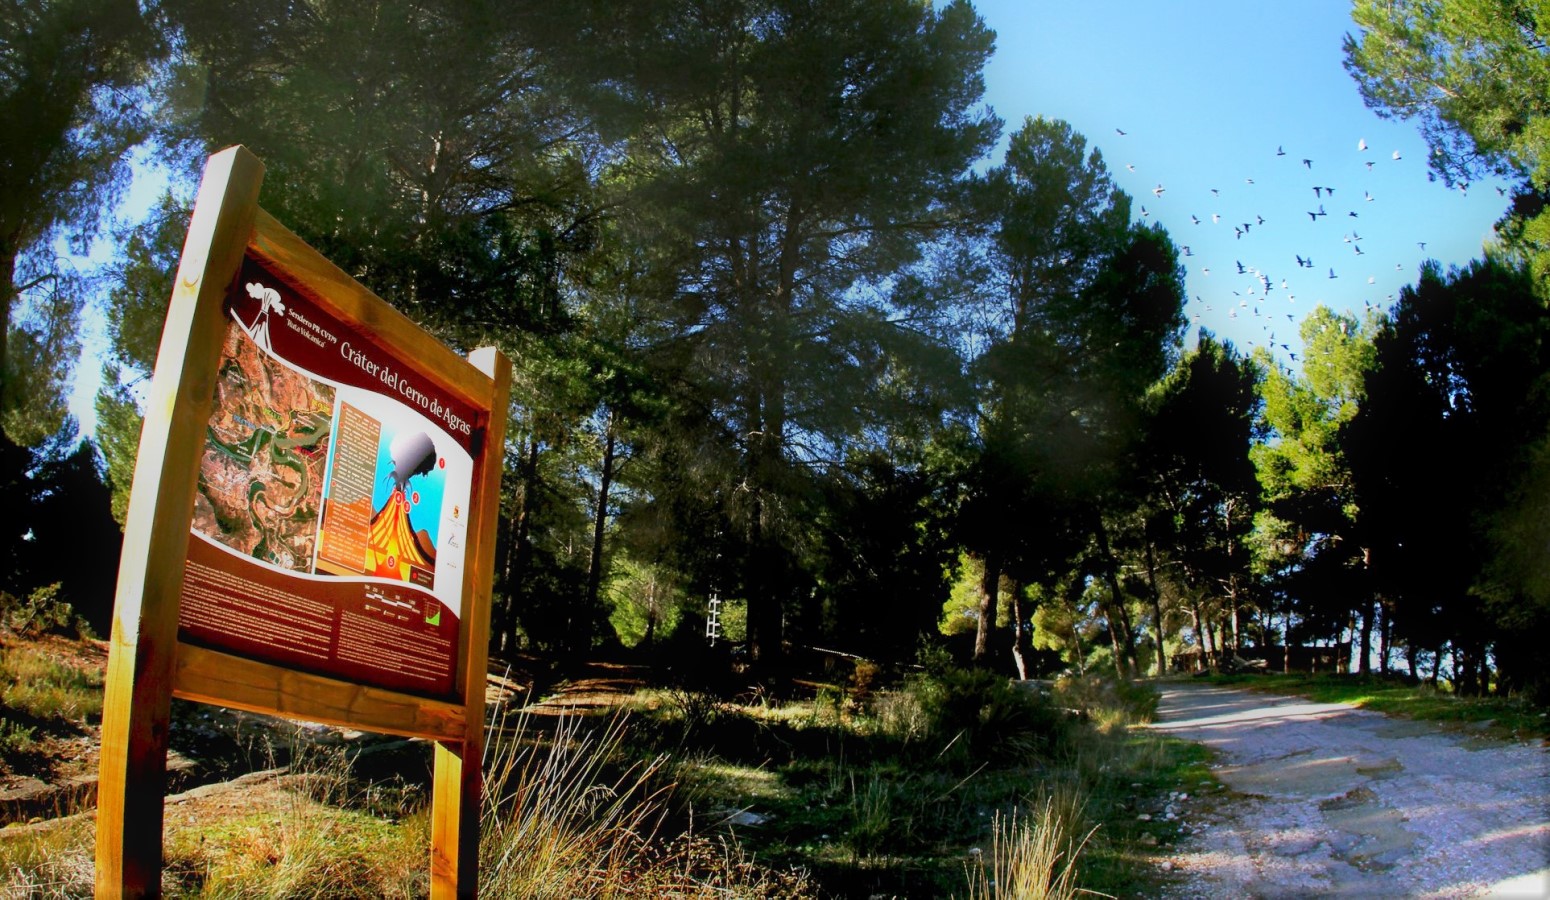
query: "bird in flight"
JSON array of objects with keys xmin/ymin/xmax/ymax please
[
  {"xmin": 1358, "ymin": 138, "xmax": 1368, "ymax": 152},
  {"xmin": 1329, "ymin": 268, "xmax": 1338, "ymax": 279},
  {"xmin": 1141, "ymin": 205, "xmax": 1150, "ymax": 217},
  {"xmin": 1365, "ymin": 191, "xmax": 1375, "ymax": 202},
  {"xmin": 1126, "ymin": 163, "xmax": 1136, "ymax": 172},
  {"xmin": 1212, "ymin": 213, "xmax": 1221, "ymax": 223},
  {"xmin": 1418, "ymin": 241, "xmax": 1427, "ymax": 250},
  {"xmin": 1314, "ymin": 186, "xmax": 1324, "ymax": 198},
  {"xmin": 1392, "ymin": 150, "xmax": 1402, "ymax": 160},
  {"xmin": 1237, "ymin": 260, "xmax": 1247, "ymax": 274},
  {"xmin": 1246, "ymin": 177, "xmax": 1255, "ymax": 185},
  {"xmin": 1191, "ymin": 214, "xmax": 1200, "ymax": 225},
  {"xmin": 1366, "ymin": 161, "xmax": 1375, "ymax": 172},
  {"xmin": 1354, "ymin": 245, "xmax": 1365, "ymax": 256},
  {"xmin": 1303, "ymin": 158, "xmax": 1313, "ymax": 169},
  {"xmin": 1153, "ymin": 184, "xmax": 1166, "ymax": 196},
  {"xmin": 1116, "ymin": 127, "xmax": 1128, "ymax": 136},
  {"xmin": 1277, "ymin": 146, "xmax": 1287, "ymax": 156},
  {"xmin": 1349, "ymin": 211, "xmax": 1359, "ymax": 218},
  {"xmin": 1182, "ymin": 245, "xmax": 1193, "ymax": 256}
]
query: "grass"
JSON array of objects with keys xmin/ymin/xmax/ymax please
[
  {"xmin": 628, "ymin": 668, "xmax": 1201, "ymax": 897},
  {"xmin": 1, "ymin": 636, "xmax": 105, "ymax": 772},
  {"xmin": 0, "ymin": 639, "xmax": 103, "ymax": 724},
  {"xmin": 1, "ymin": 641, "xmax": 1194, "ymax": 897},
  {"xmin": 1198, "ymin": 671, "xmax": 1550, "ymax": 741},
  {"xmin": 963, "ymin": 793, "xmax": 1091, "ymax": 900}
]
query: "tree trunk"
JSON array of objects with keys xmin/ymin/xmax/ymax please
[
  {"xmin": 973, "ymin": 550, "xmax": 1001, "ymax": 667},
  {"xmin": 0, "ymin": 241, "xmax": 16, "ymax": 407},
  {"xmin": 1008, "ymin": 577, "xmax": 1029, "ymax": 681},
  {"xmin": 1358, "ymin": 600, "xmax": 1375, "ymax": 675},
  {"xmin": 1379, "ymin": 602, "xmax": 1392, "ymax": 675},
  {"xmin": 583, "ymin": 413, "xmax": 616, "ymax": 629},
  {"xmin": 1091, "ymin": 516, "xmax": 1137, "ymax": 676},
  {"xmin": 508, "ymin": 433, "xmax": 541, "ymax": 653},
  {"xmin": 1143, "ymin": 537, "xmax": 1167, "ymax": 677}
]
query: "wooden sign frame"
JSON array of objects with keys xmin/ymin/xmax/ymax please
[{"xmin": 95, "ymin": 145, "xmax": 510, "ymax": 898}]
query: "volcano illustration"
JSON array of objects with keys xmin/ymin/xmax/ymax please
[{"xmin": 367, "ymin": 431, "xmax": 439, "ymax": 582}]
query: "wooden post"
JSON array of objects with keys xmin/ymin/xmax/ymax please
[
  {"xmin": 430, "ymin": 346, "xmax": 510, "ymax": 898},
  {"xmin": 96, "ymin": 146, "xmax": 264, "ymax": 897}
]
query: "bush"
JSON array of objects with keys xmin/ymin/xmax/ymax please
[
  {"xmin": 871, "ymin": 657, "xmax": 1068, "ymax": 766},
  {"xmin": 0, "ymin": 583, "xmax": 90, "ymax": 639}
]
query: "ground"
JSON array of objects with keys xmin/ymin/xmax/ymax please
[{"xmin": 1148, "ymin": 682, "xmax": 1550, "ymax": 898}]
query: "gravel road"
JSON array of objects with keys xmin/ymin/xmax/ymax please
[{"xmin": 1148, "ymin": 682, "xmax": 1550, "ymax": 898}]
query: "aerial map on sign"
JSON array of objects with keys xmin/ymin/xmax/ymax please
[{"xmin": 191, "ymin": 323, "xmax": 335, "ymax": 571}]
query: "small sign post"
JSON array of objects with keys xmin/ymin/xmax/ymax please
[{"xmin": 95, "ymin": 145, "xmax": 509, "ymax": 898}]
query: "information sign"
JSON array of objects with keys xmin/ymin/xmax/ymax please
[
  {"xmin": 178, "ymin": 254, "xmax": 481, "ymax": 698},
  {"xmin": 94, "ymin": 146, "xmax": 508, "ymax": 898}
]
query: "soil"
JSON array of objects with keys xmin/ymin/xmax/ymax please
[{"xmin": 1149, "ymin": 682, "xmax": 1550, "ymax": 898}]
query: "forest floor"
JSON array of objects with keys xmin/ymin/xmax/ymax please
[{"xmin": 1148, "ymin": 682, "xmax": 1550, "ymax": 898}]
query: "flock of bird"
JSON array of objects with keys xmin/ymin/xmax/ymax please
[{"xmin": 1108, "ymin": 129, "xmax": 1463, "ymax": 369}]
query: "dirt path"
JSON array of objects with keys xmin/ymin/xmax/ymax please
[{"xmin": 1149, "ymin": 682, "xmax": 1550, "ymax": 898}]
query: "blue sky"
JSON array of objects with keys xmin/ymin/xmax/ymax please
[{"xmin": 971, "ymin": 0, "xmax": 1510, "ymax": 363}]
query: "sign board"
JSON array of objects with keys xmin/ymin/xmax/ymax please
[
  {"xmin": 95, "ymin": 146, "xmax": 509, "ymax": 898},
  {"xmin": 180, "ymin": 252, "xmax": 481, "ymax": 699}
]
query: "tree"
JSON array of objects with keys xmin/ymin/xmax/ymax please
[
  {"xmin": 956, "ymin": 115, "xmax": 1152, "ymax": 671},
  {"xmin": 1, "ymin": 0, "xmax": 160, "ymax": 443},
  {"xmin": 1348, "ymin": 258, "xmax": 1550, "ymax": 693},
  {"xmin": 1344, "ymin": 1, "xmax": 1550, "ymax": 279},
  {"xmin": 1253, "ymin": 306, "xmax": 1377, "ymax": 668},
  {"xmin": 1137, "ymin": 331, "xmax": 1261, "ymax": 674},
  {"xmin": 569, "ymin": 0, "xmax": 999, "ymax": 669}
]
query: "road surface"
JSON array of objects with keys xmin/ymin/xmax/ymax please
[{"xmin": 1149, "ymin": 681, "xmax": 1550, "ymax": 898}]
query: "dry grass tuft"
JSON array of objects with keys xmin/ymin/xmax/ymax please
[{"xmin": 962, "ymin": 788, "xmax": 1103, "ymax": 900}]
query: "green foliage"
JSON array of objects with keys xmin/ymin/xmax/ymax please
[
  {"xmin": 606, "ymin": 556, "xmax": 686, "ymax": 648},
  {"xmin": 1, "ymin": 0, "xmax": 162, "ymax": 445},
  {"xmin": 0, "ymin": 583, "xmax": 85, "ymax": 639},
  {"xmin": 1347, "ymin": 257, "xmax": 1550, "ymax": 693},
  {"xmin": 1345, "ymin": 0, "xmax": 1550, "ymax": 278},
  {"xmin": 885, "ymin": 661, "xmax": 1068, "ymax": 765}
]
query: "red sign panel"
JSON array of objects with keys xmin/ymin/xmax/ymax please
[{"xmin": 177, "ymin": 254, "xmax": 480, "ymax": 699}]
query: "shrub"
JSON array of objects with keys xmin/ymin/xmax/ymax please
[
  {"xmin": 0, "ymin": 584, "xmax": 89, "ymax": 639},
  {"xmin": 870, "ymin": 659, "xmax": 1068, "ymax": 766}
]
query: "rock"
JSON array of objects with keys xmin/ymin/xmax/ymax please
[{"xmin": 724, "ymin": 809, "xmax": 768, "ymax": 827}]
